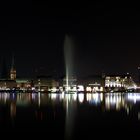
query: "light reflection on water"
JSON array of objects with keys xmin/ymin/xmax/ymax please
[
  {"xmin": 1, "ymin": 92, "xmax": 140, "ymax": 137},
  {"xmin": 1, "ymin": 92, "xmax": 140, "ymax": 117}
]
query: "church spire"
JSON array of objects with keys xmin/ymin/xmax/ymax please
[
  {"xmin": 11, "ymin": 53, "xmax": 15, "ymax": 70},
  {"xmin": 10, "ymin": 53, "xmax": 16, "ymax": 80}
]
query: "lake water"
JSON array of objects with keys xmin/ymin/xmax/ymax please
[{"xmin": 0, "ymin": 92, "xmax": 140, "ymax": 139}]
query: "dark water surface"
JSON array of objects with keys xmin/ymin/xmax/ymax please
[{"xmin": 0, "ymin": 92, "xmax": 140, "ymax": 139}]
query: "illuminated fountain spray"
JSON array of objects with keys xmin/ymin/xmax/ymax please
[
  {"xmin": 64, "ymin": 34, "xmax": 77, "ymax": 140},
  {"xmin": 64, "ymin": 34, "xmax": 74, "ymax": 93}
]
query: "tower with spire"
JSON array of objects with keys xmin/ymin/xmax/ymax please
[{"xmin": 10, "ymin": 54, "xmax": 16, "ymax": 80}]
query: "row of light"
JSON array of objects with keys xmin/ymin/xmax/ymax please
[{"xmin": 47, "ymin": 86, "xmax": 103, "ymax": 93}]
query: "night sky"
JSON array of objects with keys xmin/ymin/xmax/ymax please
[{"xmin": 0, "ymin": 2, "xmax": 140, "ymax": 80}]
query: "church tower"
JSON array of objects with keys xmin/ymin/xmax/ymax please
[{"xmin": 10, "ymin": 54, "xmax": 16, "ymax": 80}]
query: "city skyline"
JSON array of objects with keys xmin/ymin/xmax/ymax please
[{"xmin": 1, "ymin": 1, "xmax": 140, "ymax": 138}]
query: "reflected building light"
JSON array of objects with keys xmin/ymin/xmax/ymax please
[
  {"xmin": 10, "ymin": 102, "xmax": 16, "ymax": 118},
  {"xmin": 126, "ymin": 107, "xmax": 129, "ymax": 115},
  {"xmin": 72, "ymin": 92, "xmax": 77, "ymax": 101},
  {"xmin": 105, "ymin": 96, "xmax": 110, "ymax": 103},
  {"xmin": 105, "ymin": 96, "xmax": 110, "ymax": 110},
  {"xmin": 68, "ymin": 94, "xmax": 71, "ymax": 101},
  {"xmin": 78, "ymin": 94, "xmax": 84, "ymax": 103},
  {"xmin": 105, "ymin": 94, "xmax": 123, "ymax": 110},
  {"xmin": 32, "ymin": 93, "xmax": 36, "ymax": 100},
  {"xmin": 86, "ymin": 93, "xmax": 104, "ymax": 105},
  {"xmin": 38, "ymin": 92, "xmax": 41, "ymax": 107},
  {"xmin": 4, "ymin": 93, "xmax": 7, "ymax": 103},
  {"xmin": 66, "ymin": 95, "xmax": 69, "ymax": 117},
  {"xmin": 0, "ymin": 93, "xmax": 10, "ymax": 103},
  {"xmin": 0, "ymin": 94, "xmax": 3, "ymax": 101},
  {"xmin": 92, "ymin": 93, "xmax": 100, "ymax": 103},
  {"xmin": 65, "ymin": 94, "xmax": 69, "ymax": 102},
  {"xmin": 19, "ymin": 93, "xmax": 22, "ymax": 100},
  {"xmin": 51, "ymin": 93, "xmax": 57, "ymax": 100},
  {"xmin": 86, "ymin": 93, "xmax": 92, "ymax": 101},
  {"xmin": 28, "ymin": 93, "xmax": 32, "ymax": 101},
  {"xmin": 65, "ymin": 93, "xmax": 77, "ymax": 101},
  {"xmin": 100, "ymin": 93, "xmax": 103, "ymax": 102},
  {"xmin": 17, "ymin": 94, "xmax": 20, "ymax": 102},
  {"xmin": 122, "ymin": 97, "xmax": 125, "ymax": 106},
  {"xmin": 127, "ymin": 93, "xmax": 140, "ymax": 103},
  {"xmin": 116, "ymin": 102, "xmax": 120, "ymax": 110},
  {"xmin": 60, "ymin": 92, "xmax": 65, "ymax": 100},
  {"xmin": 4, "ymin": 93, "xmax": 10, "ymax": 103},
  {"xmin": 12, "ymin": 93, "xmax": 16, "ymax": 100},
  {"xmin": 138, "ymin": 112, "xmax": 140, "ymax": 120}
]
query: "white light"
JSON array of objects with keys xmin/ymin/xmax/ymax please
[
  {"xmin": 134, "ymin": 85, "xmax": 137, "ymax": 89},
  {"xmin": 77, "ymin": 85, "xmax": 84, "ymax": 92},
  {"xmin": 94, "ymin": 87, "xmax": 98, "ymax": 91},
  {"xmin": 51, "ymin": 94, "xmax": 57, "ymax": 99},
  {"xmin": 100, "ymin": 87, "xmax": 103, "ymax": 92},
  {"xmin": 78, "ymin": 94, "xmax": 84, "ymax": 103},
  {"xmin": 105, "ymin": 84, "xmax": 109, "ymax": 87},
  {"xmin": 86, "ymin": 93, "xmax": 92, "ymax": 101},
  {"xmin": 73, "ymin": 93, "xmax": 77, "ymax": 101},
  {"xmin": 127, "ymin": 93, "xmax": 140, "ymax": 103},
  {"xmin": 51, "ymin": 87, "xmax": 57, "ymax": 93},
  {"xmin": 32, "ymin": 87, "xmax": 35, "ymax": 90},
  {"xmin": 38, "ymin": 92, "xmax": 41, "ymax": 107},
  {"xmin": 92, "ymin": 93, "xmax": 100, "ymax": 103},
  {"xmin": 61, "ymin": 92, "xmax": 65, "ymax": 99},
  {"xmin": 59, "ymin": 87, "xmax": 63, "ymax": 92},
  {"xmin": 86, "ymin": 87, "xmax": 92, "ymax": 92},
  {"xmin": 100, "ymin": 93, "xmax": 103, "ymax": 101},
  {"xmin": 127, "ymin": 107, "xmax": 129, "ymax": 115},
  {"xmin": 71, "ymin": 86, "xmax": 77, "ymax": 92}
]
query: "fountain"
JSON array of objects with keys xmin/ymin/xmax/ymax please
[
  {"xmin": 64, "ymin": 34, "xmax": 77, "ymax": 140},
  {"xmin": 64, "ymin": 34, "xmax": 75, "ymax": 93}
]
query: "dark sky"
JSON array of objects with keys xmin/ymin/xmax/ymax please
[{"xmin": 0, "ymin": 1, "xmax": 140, "ymax": 80}]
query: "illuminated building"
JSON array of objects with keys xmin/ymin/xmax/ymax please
[
  {"xmin": 78, "ymin": 75, "xmax": 105, "ymax": 93},
  {"xmin": 63, "ymin": 76, "xmax": 77, "ymax": 86},
  {"xmin": 0, "ymin": 79, "xmax": 17, "ymax": 90},
  {"xmin": 34, "ymin": 76, "xmax": 59, "ymax": 92},
  {"xmin": 63, "ymin": 76, "xmax": 77, "ymax": 92},
  {"xmin": 10, "ymin": 68, "xmax": 16, "ymax": 80},
  {"xmin": 105, "ymin": 76, "xmax": 124, "ymax": 88},
  {"xmin": 16, "ymin": 79, "xmax": 32, "ymax": 90},
  {"xmin": 105, "ymin": 73, "xmax": 136, "ymax": 92}
]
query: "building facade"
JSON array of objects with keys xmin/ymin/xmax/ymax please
[{"xmin": 105, "ymin": 74, "xmax": 136, "ymax": 92}]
